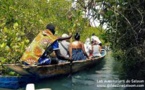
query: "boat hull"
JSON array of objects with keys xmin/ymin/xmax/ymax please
[{"xmin": 4, "ymin": 49, "xmax": 106, "ymax": 78}]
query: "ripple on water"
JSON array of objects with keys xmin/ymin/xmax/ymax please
[{"xmin": 33, "ymin": 51, "xmax": 127, "ymax": 90}]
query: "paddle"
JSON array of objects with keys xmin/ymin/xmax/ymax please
[
  {"xmin": 67, "ymin": 18, "xmax": 78, "ymax": 77},
  {"xmin": 67, "ymin": 48, "xmax": 73, "ymax": 78},
  {"xmin": 69, "ymin": 60, "xmax": 73, "ymax": 77},
  {"xmin": 68, "ymin": 32, "xmax": 73, "ymax": 77}
]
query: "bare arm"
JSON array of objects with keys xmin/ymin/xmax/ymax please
[
  {"xmin": 69, "ymin": 43, "xmax": 72, "ymax": 59},
  {"xmin": 57, "ymin": 35, "xmax": 72, "ymax": 41},
  {"xmin": 54, "ymin": 50, "xmax": 71, "ymax": 61}
]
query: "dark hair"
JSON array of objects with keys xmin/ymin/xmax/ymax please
[
  {"xmin": 92, "ymin": 33, "xmax": 95, "ymax": 36},
  {"xmin": 46, "ymin": 23, "xmax": 55, "ymax": 34},
  {"xmin": 74, "ymin": 33, "xmax": 80, "ymax": 40}
]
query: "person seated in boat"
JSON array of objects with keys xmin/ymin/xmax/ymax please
[
  {"xmin": 59, "ymin": 33, "xmax": 70, "ymax": 63},
  {"xmin": 84, "ymin": 37, "xmax": 92, "ymax": 57},
  {"xmin": 91, "ymin": 33, "xmax": 102, "ymax": 49},
  {"xmin": 20, "ymin": 23, "xmax": 72, "ymax": 65},
  {"xmin": 69, "ymin": 33, "xmax": 90, "ymax": 61},
  {"xmin": 91, "ymin": 38, "xmax": 102, "ymax": 58}
]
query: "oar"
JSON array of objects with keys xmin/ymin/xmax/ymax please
[
  {"xmin": 68, "ymin": 19, "xmax": 78, "ymax": 77},
  {"xmin": 69, "ymin": 60, "xmax": 73, "ymax": 77},
  {"xmin": 68, "ymin": 32, "xmax": 73, "ymax": 77},
  {"xmin": 68, "ymin": 44, "xmax": 73, "ymax": 78}
]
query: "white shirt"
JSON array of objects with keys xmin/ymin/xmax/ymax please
[
  {"xmin": 84, "ymin": 43, "xmax": 92, "ymax": 56},
  {"xmin": 59, "ymin": 40, "xmax": 70, "ymax": 57},
  {"xmin": 92, "ymin": 44, "xmax": 101, "ymax": 57}
]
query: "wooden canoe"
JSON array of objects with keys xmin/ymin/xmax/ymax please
[{"xmin": 4, "ymin": 49, "xmax": 106, "ymax": 79}]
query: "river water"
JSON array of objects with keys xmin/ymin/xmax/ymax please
[
  {"xmin": 2, "ymin": 51, "xmax": 144, "ymax": 90},
  {"xmin": 33, "ymin": 51, "xmax": 126, "ymax": 90}
]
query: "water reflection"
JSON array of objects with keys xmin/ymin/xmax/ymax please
[
  {"xmin": 27, "ymin": 51, "xmax": 144, "ymax": 90},
  {"xmin": 71, "ymin": 51, "xmax": 124, "ymax": 90},
  {"xmin": 35, "ymin": 76, "xmax": 73, "ymax": 90}
]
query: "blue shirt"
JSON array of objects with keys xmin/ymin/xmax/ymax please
[
  {"xmin": 38, "ymin": 40, "xmax": 59, "ymax": 65},
  {"xmin": 51, "ymin": 40, "xmax": 59, "ymax": 50}
]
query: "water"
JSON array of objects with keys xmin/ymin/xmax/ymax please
[
  {"xmin": 2, "ymin": 51, "xmax": 144, "ymax": 90},
  {"xmin": 34, "ymin": 51, "xmax": 125, "ymax": 90},
  {"xmin": 0, "ymin": 51, "xmax": 145, "ymax": 90}
]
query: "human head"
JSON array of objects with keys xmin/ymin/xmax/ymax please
[
  {"xmin": 92, "ymin": 33, "xmax": 95, "ymax": 36},
  {"xmin": 91, "ymin": 36, "xmax": 98, "ymax": 44},
  {"xmin": 62, "ymin": 33, "xmax": 69, "ymax": 41},
  {"xmin": 46, "ymin": 23, "xmax": 55, "ymax": 34},
  {"xmin": 74, "ymin": 33, "xmax": 80, "ymax": 40},
  {"xmin": 62, "ymin": 33, "xmax": 69, "ymax": 38}
]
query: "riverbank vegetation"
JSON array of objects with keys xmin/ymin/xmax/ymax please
[
  {"xmin": 76, "ymin": 0, "xmax": 145, "ymax": 79},
  {"xmin": 1, "ymin": 0, "xmax": 144, "ymax": 79},
  {"xmin": 0, "ymin": 0, "xmax": 107, "ymax": 75},
  {"xmin": 103, "ymin": 0, "xmax": 145, "ymax": 79}
]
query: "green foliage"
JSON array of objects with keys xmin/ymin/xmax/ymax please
[
  {"xmin": 101, "ymin": 0, "xmax": 145, "ymax": 79},
  {"xmin": 75, "ymin": 0, "xmax": 145, "ymax": 79},
  {"xmin": 0, "ymin": 23, "xmax": 29, "ymax": 63},
  {"xmin": 81, "ymin": 26, "xmax": 107, "ymax": 44},
  {"xmin": 0, "ymin": 0, "xmax": 106, "ymax": 75}
]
